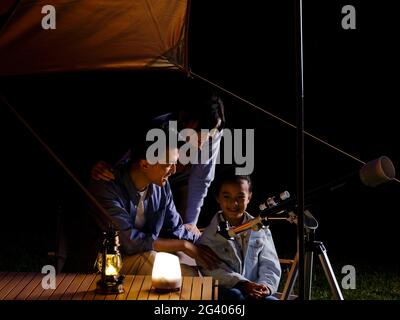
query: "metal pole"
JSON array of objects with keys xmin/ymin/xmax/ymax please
[{"xmin": 294, "ymin": 0, "xmax": 305, "ymax": 300}]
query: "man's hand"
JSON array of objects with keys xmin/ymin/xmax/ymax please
[
  {"xmin": 91, "ymin": 161, "xmax": 115, "ymax": 181},
  {"xmin": 238, "ymin": 281, "xmax": 270, "ymax": 299},
  {"xmin": 183, "ymin": 242, "xmax": 220, "ymax": 270},
  {"xmin": 184, "ymin": 223, "xmax": 201, "ymax": 236},
  {"xmin": 153, "ymin": 240, "xmax": 220, "ymax": 270}
]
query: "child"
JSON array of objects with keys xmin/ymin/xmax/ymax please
[{"xmin": 197, "ymin": 169, "xmax": 281, "ymax": 300}]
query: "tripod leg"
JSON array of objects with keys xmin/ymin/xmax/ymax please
[
  {"xmin": 316, "ymin": 242, "xmax": 344, "ymax": 300},
  {"xmin": 304, "ymin": 248, "xmax": 313, "ymax": 300}
]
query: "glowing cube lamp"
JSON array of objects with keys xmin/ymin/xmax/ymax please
[{"xmin": 152, "ymin": 252, "xmax": 182, "ymax": 292}]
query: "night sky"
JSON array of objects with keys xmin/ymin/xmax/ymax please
[{"xmin": 1, "ymin": 0, "xmax": 399, "ymax": 275}]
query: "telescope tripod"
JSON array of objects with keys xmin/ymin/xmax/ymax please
[{"xmin": 281, "ymin": 227, "xmax": 344, "ymax": 300}]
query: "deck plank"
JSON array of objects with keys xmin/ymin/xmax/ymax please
[
  {"xmin": 126, "ymin": 275, "xmax": 144, "ymax": 300},
  {"xmin": 15, "ymin": 273, "xmax": 43, "ymax": 300},
  {"xmin": 0, "ymin": 272, "xmax": 17, "ymax": 293},
  {"xmin": 83, "ymin": 274, "xmax": 101, "ymax": 300},
  {"xmin": 214, "ymin": 279, "xmax": 218, "ymax": 301},
  {"xmin": 158, "ymin": 290, "xmax": 172, "ymax": 300},
  {"xmin": 60, "ymin": 274, "xmax": 87, "ymax": 300},
  {"xmin": 3, "ymin": 273, "xmax": 36, "ymax": 300},
  {"xmin": 49, "ymin": 273, "xmax": 77, "ymax": 300},
  {"xmin": 71, "ymin": 274, "xmax": 96, "ymax": 300},
  {"xmin": 26, "ymin": 274, "xmax": 46, "ymax": 300},
  {"xmin": 0, "ymin": 273, "xmax": 28, "ymax": 300},
  {"xmin": 202, "ymin": 277, "xmax": 213, "ymax": 300},
  {"xmin": 38, "ymin": 273, "xmax": 66, "ymax": 300},
  {"xmin": 113, "ymin": 275, "xmax": 135, "ymax": 300},
  {"xmin": 169, "ymin": 287, "xmax": 181, "ymax": 300},
  {"xmin": 137, "ymin": 276, "xmax": 152, "ymax": 300},
  {"xmin": 191, "ymin": 277, "xmax": 203, "ymax": 300},
  {"xmin": 180, "ymin": 276, "xmax": 193, "ymax": 300}
]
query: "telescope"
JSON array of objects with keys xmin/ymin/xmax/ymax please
[{"xmin": 217, "ymin": 156, "xmax": 395, "ymax": 240}]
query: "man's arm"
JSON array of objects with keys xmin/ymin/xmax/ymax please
[
  {"xmin": 185, "ymin": 130, "xmax": 223, "ymax": 225},
  {"xmin": 158, "ymin": 184, "xmax": 219, "ymax": 269},
  {"xmin": 160, "ymin": 182, "xmax": 199, "ymax": 242},
  {"xmin": 89, "ymin": 180, "xmax": 155, "ymax": 255},
  {"xmin": 153, "ymin": 238, "xmax": 219, "ymax": 270}
]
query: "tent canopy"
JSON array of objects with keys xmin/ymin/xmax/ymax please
[{"xmin": 0, "ymin": 0, "xmax": 190, "ymax": 75}]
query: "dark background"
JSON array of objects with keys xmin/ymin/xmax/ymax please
[{"xmin": 0, "ymin": 0, "xmax": 399, "ymax": 274}]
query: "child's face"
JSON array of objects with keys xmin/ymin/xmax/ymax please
[{"xmin": 216, "ymin": 179, "xmax": 252, "ymax": 225}]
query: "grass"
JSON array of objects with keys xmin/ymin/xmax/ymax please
[
  {"xmin": 278, "ymin": 259, "xmax": 400, "ymax": 300},
  {"xmin": 312, "ymin": 263, "xmax": 400, "ymax": 300}
]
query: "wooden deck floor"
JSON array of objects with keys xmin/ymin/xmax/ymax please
[{"xmin": 0, "ymin": 272, "xmax": 217, "ymax": 300}]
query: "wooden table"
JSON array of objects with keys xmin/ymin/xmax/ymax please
[{"xmin": 0, "ymin": 272, "xmax": 217, "ymax": 300}]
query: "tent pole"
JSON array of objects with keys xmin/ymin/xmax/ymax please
[
  {"xmin": 0, "ymin": 94, "xmax": 116, "ymax": 232},
  {"xmin": 294, "ymin": 0, "xmax": 305, "ymax": 300}
]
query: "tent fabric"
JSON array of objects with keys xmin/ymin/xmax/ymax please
[{"xmin": 0, "ymin": 0, "xmax": 190, "ymax": 75}]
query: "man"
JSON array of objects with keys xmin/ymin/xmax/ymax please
[
  {"xmin": 91, "ymin": 92, "xmax": 225, "ymax": 235},
  {"xmin": 89, "ymin": 130, "xmax": 218, "ymax": 275}
]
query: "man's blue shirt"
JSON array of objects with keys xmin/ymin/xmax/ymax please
[{"xmin": 89, "ymin": 162, "xmax": 198, "ymax": 255}]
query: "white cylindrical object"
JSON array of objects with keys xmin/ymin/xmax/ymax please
[
  {"xmin": 152, "ymin": 252, "xmax": 182, "ymax": 291},
  {"xmin": 360, "ymin": 156, "xmax": 395, "ymax": 187},
  {"xmin": 280, "ymin": 191, "xmax": 290, "ymax": 200}
]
